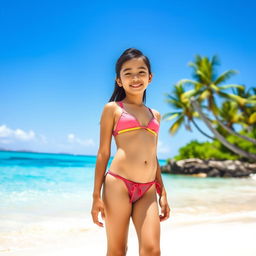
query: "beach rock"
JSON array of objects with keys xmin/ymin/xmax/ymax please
[
  {"xmin": 161, "ymin": 158, "xmax": 256, "ymax": 178},
  {"xmin": 207, "ymin": 168, "xmax": 221, "ymax": 177}
]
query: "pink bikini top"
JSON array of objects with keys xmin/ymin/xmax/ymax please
[{"xmin": 112, "ymin": 101, "xmax": 160, "ymax": 137}]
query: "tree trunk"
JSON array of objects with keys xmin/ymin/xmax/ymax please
[
  {"xmin": 213, "ymin": 113, "xmax": 256, "ymax": 144},
  {"xmin": 191, "ymin": 118, "xmax": 215, "ymax": 140}
]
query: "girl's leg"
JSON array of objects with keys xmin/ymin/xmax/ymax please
[
  {"xmin": 102, "ymin": 173, "xmax": 132, "ymax": 256},
  {"xmin": 131, "ymin": 185, "xmax": 161, "ymax": 256}
]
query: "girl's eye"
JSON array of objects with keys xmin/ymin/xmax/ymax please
[{"xmin": 125, "ymin": 71, "xmax": 146, "ymax": 76}]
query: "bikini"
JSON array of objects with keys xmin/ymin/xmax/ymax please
[
  {"xmin": 112, "ymin": 101, "xmax": 159, "ymax": 137},
  {"xmin": 105, "ymin": 100, "xmax": 162, "ymax": 203}
]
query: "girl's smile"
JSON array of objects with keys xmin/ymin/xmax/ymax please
[{"xmin": 130, "ymin": 83, "xmax": 143, "ymax": 88}]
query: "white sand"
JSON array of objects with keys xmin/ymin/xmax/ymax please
[{"xmin": 1, "ymin": 213, "xmax": 256, "ymax": 256}]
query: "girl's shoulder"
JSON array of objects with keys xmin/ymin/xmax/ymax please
[
  {"xmin": 104, "ymin": 101, "xmax": 118, "ymax": 108},
  {"xmin": 99, "ymin": 102, "xmax": 118, "ymax": 125},
  {"xmin": 101, "ymin": 101, "xmax": 120, "ymax": 117},
  {"xmin": 103, "ymin": 101, "xmax": 120, "ymax": 111}
]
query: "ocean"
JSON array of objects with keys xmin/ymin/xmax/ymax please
[{"xmin": 1, "ymin": 150, "xmax": 256, "ymax": 254}]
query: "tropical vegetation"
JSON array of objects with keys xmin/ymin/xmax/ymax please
[{"xmin": 163, "ymin": 55, "xmax": 256, "ymax": 161}]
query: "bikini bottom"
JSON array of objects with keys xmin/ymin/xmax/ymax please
[{"xmin": 105, "ymin": 170, "xmax": 162, "ymax": 203}]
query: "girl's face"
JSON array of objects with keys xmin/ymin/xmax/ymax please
[{"xmin": 116, "ymin": 57, "xmax": 152, "ymax": 94}]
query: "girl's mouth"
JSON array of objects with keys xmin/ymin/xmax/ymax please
[{"xmin": 130, "ymin": 83, "xmax": 143, "ymax": 88}]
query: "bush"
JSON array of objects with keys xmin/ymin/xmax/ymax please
[{"xmin": 173, "ymin": 128, "xmax": 256, "ymax": 160}]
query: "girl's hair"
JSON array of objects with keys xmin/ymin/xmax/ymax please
[{"xmin": 108, "ymin": 48, "xmax": 152, "ymax": 103}]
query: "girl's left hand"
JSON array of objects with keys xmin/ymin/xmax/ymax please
[{"xmin": 159, "ymin": 195, "xmax": 171, "ymax": 222}]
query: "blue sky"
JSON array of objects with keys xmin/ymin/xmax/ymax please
[{"xmin": 0, "ymin": 0, "xmax": 255, "ymax": 159}]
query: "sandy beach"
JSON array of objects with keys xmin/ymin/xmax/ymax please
[{"xmin": 1, "ymin": 211, "xmax": 256, "ymax": 256}]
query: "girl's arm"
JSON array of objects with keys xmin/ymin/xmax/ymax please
[
  {"xmin": 154, "ymin": 111, "xmax": 171, "ymax": 221},
  {"xmin": 155, "ymin": 156, "xmax": 167, "ymax": 197},
  {"xmin": 91, "ymin": 102, "xmax": 115, "ymax": 227},
  {"xmin": 92, "ymin": 151, "xmax": 110, "ymax": 199},
  {"xmin": 155, "ymin": 156, "xmax": 171, "ymax": 222}
]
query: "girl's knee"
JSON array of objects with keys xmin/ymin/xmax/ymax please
[
  {"xmin": 140, "ymin": 244, "xmax": 160, "ymax": 256},
  {"xmin": 107, "ymin": 245, "xmax": 128, "ymax": 256}
]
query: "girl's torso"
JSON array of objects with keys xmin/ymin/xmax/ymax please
[{"xmin": 109, "ymin": 100, "xmax": 160, "ymax": 182}]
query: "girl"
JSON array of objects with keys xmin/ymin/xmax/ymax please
[{"xmin": 91, "ymin": 48, "xmax": 170, "ymax": 256}]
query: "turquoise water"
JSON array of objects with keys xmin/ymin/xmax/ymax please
[
  {"xmin": 0, "ymin": 150, "xmax": 166, "ymax": 194},
  {"xmin": 1, "ymin": 150, "xmax": 256, "ymax": 218},
  {"xmin": 0, "ymin": 151, "xmax": 166, "ymax": 216}
]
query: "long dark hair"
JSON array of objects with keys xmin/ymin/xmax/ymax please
[{"xmin": 108, "ymin": 48, "xmax": 152, "ymax": 103}]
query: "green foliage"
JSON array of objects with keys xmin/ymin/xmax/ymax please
[
  {"xmin": 174, "ymin": 128, "xmax": 256, "ymax": 160},
  {"xmin": 164, "ymin": 54, "xmax": 256, "ymax": 161},
  {"xmin": 225, "ymin": 129, "xmax": 256, "ymax": 155},
  {"xmin": 174, "ymin": 140, "xmax": 238, "ymax": 160}
]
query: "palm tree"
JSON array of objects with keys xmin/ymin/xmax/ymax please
[
  {"xmin": 208, "ymin": 85, "xmax": 256, "ymax": 144},
  {"xmin": 179, "ymin": 55, "xmax": 249, "ymax": 115},
  {"xmin": 217, "ymin": 101, "xmax": 241, "ymax": 129},
  {"xmin": 212, "ymin": 100, "xmax": 256, "ymax": 144},
  {"xmin": 231, "ymin": 86, "xmax": 256, "ymax": 131},
  {"xmin": 162, "ymin": 83, "xmax": 214, "ymax": 139},
  {"xmin": 190, "ymin": 97, "xmax": 256, "ymax": 161},
  {"xmin": 164, "ymin": 54, "xmax": 256, "ymax": 161}
]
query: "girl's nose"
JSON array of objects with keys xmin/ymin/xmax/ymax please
[{"xmin": 131, "ymin": 74, "xmax": 140, "ymax": 80}]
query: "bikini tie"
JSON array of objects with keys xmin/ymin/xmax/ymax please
[{"xmin": 155, "ymin": 181, "xmax": 162, "ymax": 196}]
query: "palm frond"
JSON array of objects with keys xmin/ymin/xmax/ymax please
[
  {"xmin": 211, "ymin": 55, "xmax": 220, "ymax": 66},
  {"xmin": 169, "ymin": 115, "xmax": 185, "ymax": 135},
  {"xmin": 162, "ymin": 112, "xmax": 182, "ymax": 121},
  {"xmin": 214, "ymin": 70, "xmax": 238, "ymax": 85},
  {"xmin": 249, "ymin": 112, "xmax": 256, "ymax": 124},
  {"xmin": 196, "ymin": 70, "xmax": 211, "ymax": 84},
  {"xmin": 218, "ymin": 91, "xmax": 247, "ymax": 105},
  {"xmin": 219, "ymin": 84, "xmax": 244, "ymax": 90}
]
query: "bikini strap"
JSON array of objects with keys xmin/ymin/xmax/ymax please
[
  {"xmin": 147, "ymin": 107, "xmax": 155, "ymax": 118},
  {"xmin": 119, "ymin": 101, "xmax": 153, "ymax": 117},
  {"xmin": 118, "ymin": 101, "xmax": 124, "ymax": 108}
]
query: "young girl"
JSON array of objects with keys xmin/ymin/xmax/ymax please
[{"xmin": 91, "ymin": 48, "xmax": 170, "ymax": 256}]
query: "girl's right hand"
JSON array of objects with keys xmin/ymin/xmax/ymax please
[{"xmin": 91, "ymin": 197, "xmax": 106, "ymax": 227}]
